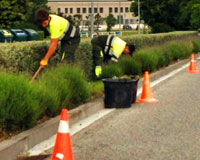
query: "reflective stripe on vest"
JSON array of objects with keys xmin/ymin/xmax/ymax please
[
  {"xmin": 59, "ymin": 23, "xmax": 76, "ymax": 40},
  {"xmin": 104, "ymin": 36, "xmax": 126, "ymax": 59},
  {"xmin": 104, "ymin": 35, "xmax": 113, "ymax": 54}
]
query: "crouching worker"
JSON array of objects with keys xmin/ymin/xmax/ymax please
[
  {"xmin": 91, "ymin": 35, "xmax": 135, "ymax": 79},
  {"xmin": 35, "ymin": 8, "xmax": 80, "ymax": 67}
]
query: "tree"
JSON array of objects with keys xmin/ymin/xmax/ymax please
[
  {"xmin": 130, "ymin": 0, "xmax": 180, "ymax": 33},
  {"xmin": 190, "ymin": 4, "xmax": 200, "ymax": 30},
  {"xmin": 0, "ymin": 0, "xmax": 32, "ymax": 28},
  {"xmin": 130, "ymin": 0, "xmax": 200, "ymax": 32},
  {"xmin": 105, "ymin": 14, "xmax": 116, "ymax": 32}
]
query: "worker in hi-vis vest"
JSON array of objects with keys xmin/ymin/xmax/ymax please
[
  {"xmin": 35, "ymin": 8, "xmax": 80, "ymax": 67},
  {"xmin": 91, "ymin": 35, "xmax": 135, "ymax": 78}
]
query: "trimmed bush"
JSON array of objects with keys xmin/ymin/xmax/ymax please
[
  {"xmin": 37, "ymin": 31, "xmax": 45, "ymax": 40},
  {"xmin": 133, "ymin": 50, "xmax": 160, "ymax": 73},
  {"xmin": 191, "ymin": 39, "xmax": 200, "ymax": 53},
  {"xmin": 0, "ymin": 73, "xmax": 41, "ymax": 131},
  {"xmin": 118, "ymin": 56, "xmax": 142, "ymax": 75},
  {"xmin": 39, "ymin": 64, "xmax": 91, "ymax": 114},
  {"xmin": 75, "ymin": 41, "xmax": 93, "ymax": 79},
  {"xmin": 163, "ymin": 41, "xmax": 193, "ymax": 63},
  {"xmin": 101, "ymin": 63, "xmax": 124, "ymax": 78}
]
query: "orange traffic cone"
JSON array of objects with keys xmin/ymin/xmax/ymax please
[
  {"xmin": 50, "ymin": 109, "xmax": 74, "ymax": 160},
  {"xmin": 136, "ymin": 71, "xmax": 158, "ymax": 103},
  {"xmin": 187, "ymin": 53, "xmax": 199, "ymax": 73}
]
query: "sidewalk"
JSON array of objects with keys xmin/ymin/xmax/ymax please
[{"xmin": 0, "ymin": 55, "xmax": 193, "ymax": 160}]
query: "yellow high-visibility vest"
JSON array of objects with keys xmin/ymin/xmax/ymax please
[
  {"xmin": 112, "ymin": 37, "xmax": 126, "ymax": 58},
  {"xmin": 47, "ymin": 14, "xmax": 68, "ymax": 39}
]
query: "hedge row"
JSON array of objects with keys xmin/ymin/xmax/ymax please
[
  {"xmin": 101, "ymin": 38, "xmax": 200, "ymax": 78},
  {"xmin": 0, "ymin": 64, "xmax": 91, "ymax": 132},
  {"xmin": 0, "ymin": 31, "xmax": 198, "ymax": 79}
]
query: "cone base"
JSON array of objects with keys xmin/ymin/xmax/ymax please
[
  {"xmin": 187, "ymin": 70, "xmax": 199, "ymax": 73},
  {"xmin": 136, "ymin": 98, "xmax": 159, "ymax": 103}
]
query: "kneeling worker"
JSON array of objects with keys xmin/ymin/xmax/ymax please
[
  {"xmin": 91, "ymin": 35, "xmax": 135, "ymax": 78},
  {"xmin": 35, "ymin": 8, "xmax": 80, "ymax": 67}
]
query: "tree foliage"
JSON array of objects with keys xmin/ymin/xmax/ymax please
[
  {"xmin": 130, "ymin": 0, "xmax": 200, "ymax": 32},
  {"xmin": 105, "ymin": 14, "xmax": 116, "ymax": 31},
  {"xmin": 0, "ymin": 0, "xmax": 32, "ymax": 28},
  {"xmin": 0, "ymin": 0, "xmax": 49, "ymax": 29},
  {"xmin": 190, "ymin": 4, "xmax": 200, "ymax": 30}
]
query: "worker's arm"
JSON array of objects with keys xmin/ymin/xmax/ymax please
[
  {"xmin": 44, "ymin": 38, "xmax": 59, "ymax": 60},
  {"xmin": 40, "ymin": 38, "xmax": 59, "ymax": 67}
]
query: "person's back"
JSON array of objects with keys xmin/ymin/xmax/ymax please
[{"xmin": 91, "ymin": 35, "xmax": 135, "ymax": 79}]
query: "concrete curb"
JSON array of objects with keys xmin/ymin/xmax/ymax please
[{"xmin": 0, "ymin": 56, "xmax": 194, "ymax": 160}]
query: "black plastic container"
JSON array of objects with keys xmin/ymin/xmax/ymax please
[
  {"xmin": 132, "ymin": 78, "xmax": 139, "ymax": 103},
  {"xmin": 103, "ymin": 78, "xmax": 139, "ymax": 108}
]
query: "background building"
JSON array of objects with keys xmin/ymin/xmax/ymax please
[{"xmin": 48, "ymin": 0, "xmax": 138, "ymax": 30}]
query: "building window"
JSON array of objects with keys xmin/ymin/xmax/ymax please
[
  {"xmin": 117, "ymin": 15, "xmax": 123, "ymax": 24},
  {"xmin": 115, "ymin": 7, "xmax": 118, "ymax": 13},
  {"xmin": 82, "ymin": 8, "xmax": 87, "ymax": 13},
  {"xmin": 70, "ymin": 8, "xmax": 73, "ymax": 14},
  {"xmin": 130, "ymin": 19, "xmax": 134, "ymax": 24},
  {"xmin": 89, "ymin": 8, "xmax": 91, "ymax": 13},
  {"xmin": 120, "ymin": 7, "xmax": 123, "ymax": 13},
  {"xmin": 57, "ymin": 8, "xmax": 61, "ymax": 14},
  {"xmin": 65, "ymin": 8, "xmax": 68, "ymax": 14},
  {"xmin": 100, "ymin": 7, "xmax": 103, "ymax": 13},
  {"xmin": 94, "ymin": 8, "xmax": 98, "ymax": 13},
  {"xmin": 125, "ymin": 19, "xmax": 129, "ymax": 24},
  {"xmin": 77, "ymin": 8, "xmax": 81, "ymax": 14},
  {"xmin": 125, "ymin": 7, "xmax": 129, "ymax": 12},
  {"xmin": 109, "ymin": 7, "xmax": 112, "ymax": 13}
]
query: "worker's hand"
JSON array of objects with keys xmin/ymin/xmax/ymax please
[
  {"xmin": 40, "ymin": 58, "xmax": 48, "ymax": 68},
  {"xmin": 95, "ymin": 66, "xmax": 102, "ymax": 77}
]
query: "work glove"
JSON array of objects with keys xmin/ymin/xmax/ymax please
[
  {"xmin": 95, "ymin": 66, "xmax": 102, "ymax": 77},
  {"xmin": 40, "ymin": 58, "xmax": 48, "ymax": 68}
]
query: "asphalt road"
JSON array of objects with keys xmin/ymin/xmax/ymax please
[{"xmin": 69, "ymin": 63, "xmax": 200, "ymax": 160}]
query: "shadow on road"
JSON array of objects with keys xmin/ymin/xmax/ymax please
[{"xmin": 14, "ymin": 155, "xmax": 50, "ymax": 160}]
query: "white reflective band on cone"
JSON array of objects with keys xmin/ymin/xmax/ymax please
[
  {"xmin": 191, "ymin": 60, "xmax": 196, "ymax": 62},
  {"xmin": 56, "ymin": 153, "xmax": 64, "ymax": 159},
  {"xmin": 58, "ymin": 120, "xmax": 69, "ymax": 133}
]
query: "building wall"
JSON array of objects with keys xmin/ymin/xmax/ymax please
[{"xmin": 48, "ymin": 0, "xmax": 138, "ymax": 29}]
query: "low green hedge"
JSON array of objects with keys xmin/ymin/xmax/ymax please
[
  {"xmin": 0, "ymin": 64, "xmax": 91, "ymax": 132},
  {"xmin": 0, "ymin": 73, "xmax": 41, "ymax": 131},
  {"xmin": 37, "ymin": 64, "xmax": 91, "ymax": 116},
  {"xmin": 0, "ymin": 31, "xmax": 198, "ymax": 78},
  {"xmin": 101, "ymin": 38, "xmax": 199, "ymax": 78}
]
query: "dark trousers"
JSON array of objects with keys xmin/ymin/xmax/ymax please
[{"xmin": 60, "ymin": 34, "xmax": 80, "ymax": 62}]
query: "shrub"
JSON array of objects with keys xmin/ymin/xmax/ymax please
[
  {"xmin": 0, "ymin": 73, "xmax": 41, "ymax": 131},
  {"xmin": 163, "ymin": 41, "xmax": 192, "ymax": 63},
  {"xmin": 37, "ymin": 31, "xmax": 44, "ymax": 40},
  {"xmin": 133, "ymin": 50, "xmax": 160, "ymax": 73},
  {"xmin": 101, "ymin": 63, "xmax": 124, "ymax": 78},
  {"xmin": 118, "ymin": 56, "xmax": 142, "ymax": 75},
  {"xmin": 60, "ymin": 65, "xmax": 91, "ymax": 108},
  {"xmin": 75, "ymin": 42, "xmax": 93, "ymax": 79},
  {"xmin": 33, "ymin": 82, "xmax": 60, "ymax": 117},
  {"xmin": 191, "ymin": 39, "xmax": 200, "ymax": 53},
  {"xmin": 39, "ymin": 64, "xmax": 90, "ymax": 113}
]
